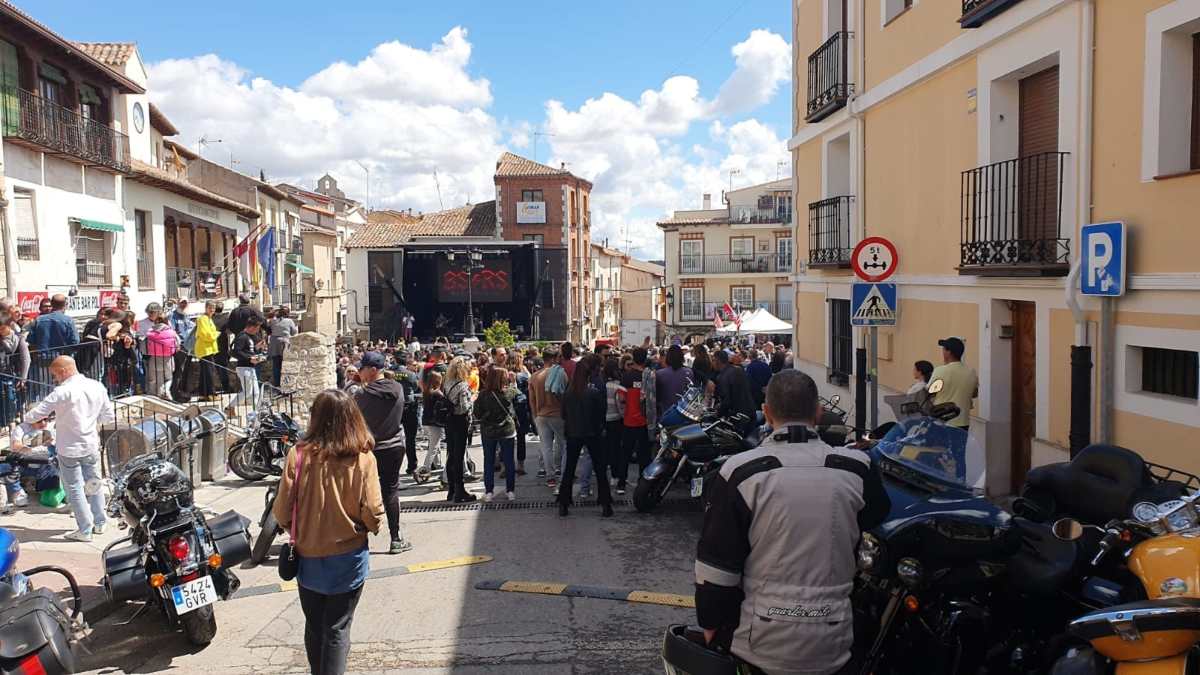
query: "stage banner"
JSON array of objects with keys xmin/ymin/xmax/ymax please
[{"xmin": 437, "ymin": 256, "xmax": 513, "ymax": 303}]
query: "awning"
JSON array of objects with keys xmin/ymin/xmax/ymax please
[
  {"xmin": 72, "ymin": 218, "xmax": 124, "ymax": 233},
  {"xmin": 287, "ymin": 260, "xmax": 314, "ymax": 274}
]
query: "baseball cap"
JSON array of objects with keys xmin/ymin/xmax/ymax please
[
  {"xmin": 360, "ymin": 351, "xmax": 387, "ymax": 370},
  {"xmin": 938, "ymin": 337, "xmax": 966, "ymax": 359}
]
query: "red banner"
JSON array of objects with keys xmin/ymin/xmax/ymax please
[{"xmin": 17, "ymin": 290, "xmax": 122, "ymax": 319}]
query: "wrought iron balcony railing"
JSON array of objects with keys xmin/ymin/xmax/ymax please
[
  {"xmin": 960, "ymin": 151, "xmax": 1070, "ymax": 276},
  {"xmin": 730, "ymin": 207, "xmax": 793, "ymax": 225},
  {"xmin": 806, "ymin": 31, "xmax": 853, "ymax": 122},
  {"xmin": 808, "ymin": 196, "xmax": 854, "ymax": 267},
  {"xmin": 679, "ymin": 254, "xmax": 791, "ymax": 276},
  {"xmin": 960, "ymin": 0, "xmax": 1022, "ymax": 28},
  {"xmin": 2, "ymin": 87, "xmax": 131, "ymax": 173},
  {"xmin": 678, "ymin": 299, "xmax": 794, "ymax": 323}
]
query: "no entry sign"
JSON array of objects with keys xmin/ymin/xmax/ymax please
[{"xmin": 851, "ymin": 237, "xmax": 898, "ymax": 283}]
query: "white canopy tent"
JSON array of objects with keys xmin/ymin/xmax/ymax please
[{"xmin": 716, "ymin": 307, "xmax": 792, "ymax": 334}]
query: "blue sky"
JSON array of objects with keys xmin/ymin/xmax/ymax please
[{"xmin": 32, "ymin": 0, "xmax": 793, "ymax": 258}]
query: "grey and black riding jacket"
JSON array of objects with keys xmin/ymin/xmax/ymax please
[{"xmin": 694, "ymin": 426, "xmax": 890, "ymax": 675}]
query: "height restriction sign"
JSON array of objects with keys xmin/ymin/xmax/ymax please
[{"xmin": 851, "ymin": 236, "xmax": 899, "ymax": 283}]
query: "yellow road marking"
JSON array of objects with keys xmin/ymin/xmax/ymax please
[
  {"xmin": 626, "ymin": 591, "xmax": 695, "ymax": 608},
  {"xmin": 406, "ymin": 555, "xmax": 492, "ymax": 573},
  {"xmin": 499, "ymin": 581, "xmax": 568, "ymax": 595},
  {"xmin": 278, "ymin": 579, "xmax": 298, "ymax": 592}
]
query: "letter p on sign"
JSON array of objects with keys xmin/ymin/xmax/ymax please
[
  {"xmin": 1080, "ymin": 222, "xmax": 1126, "ymax": 297},
  {"xmin": 1088, "ymin": 233, "xmax": 1112, "ymax": 289}
]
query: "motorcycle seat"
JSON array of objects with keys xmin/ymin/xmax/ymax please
[
  {"xmin": 740, "ymin": 429, "xmax": 761, "ymax": 451},
  {"xmin": 1069, "ymin": 597, "xmax": 1200, "ymax": 642},
  {"xmin": 1006, "ymin": 518, "xmax": 1076, "ymax": 597},
  {"xmin": 1021, "ymin": 444, "xmax": 1154, "ymax": 525}
]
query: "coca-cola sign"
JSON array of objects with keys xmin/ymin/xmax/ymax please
[{"xmin": 17, "ymin": 290, "xmax": 122, "ymax": 319}]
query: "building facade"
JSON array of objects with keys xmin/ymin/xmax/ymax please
[
  {"xmin": 591, "ymin": 243, "xmax": 666, "ymax": 343},
  {"xmin": 658, "ymin": 180, "xmax": 795, "ymax": 338},
  {"xmin": 790, "ymin": 0, "xmax": 1200, "ymax": 491}
]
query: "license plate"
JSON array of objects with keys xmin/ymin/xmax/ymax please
[
  {"xmin": 690, "ymin": 476, "xmax": 704, "ymax": 498},
  {"xmin": 171, "ymin": 575, "xmax": 216, "ymax": 615}
]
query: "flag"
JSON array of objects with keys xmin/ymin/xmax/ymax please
[
  {"xmin": 722, "ymin": 302, "xmax": 741, "ymax": 328},
  {"xmin": 713, "ymin": 314, "xmax": 723, "ymax": 330},
  {"xmin": 257, "ymin": 227, "xmax": 276, "ymax": 290},
  {"xmin": 234, "ymin": 235, "xmax": 251, "ymax": 288}
]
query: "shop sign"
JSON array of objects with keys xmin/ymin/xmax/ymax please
[{"xmin": 17, "ymin": 290, "xmax": 122, "ymax": 319}]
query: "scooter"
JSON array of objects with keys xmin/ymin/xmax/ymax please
[{"xmin": 0, "ymin": 527, "xmax": 82, "ymax": 674}]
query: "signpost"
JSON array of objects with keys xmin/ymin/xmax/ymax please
[{"xmin": 851, "ymin": 237, "xmax": 900, "ymax": 431}]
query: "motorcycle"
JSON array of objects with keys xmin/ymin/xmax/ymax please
[
  {"xmin": 227, "ymin": 387, "xmax": 300, "ymax": 481},
  {"xmin": 634, "ymin": 387, "xmax": 762, "ymax": 513},
  {"xmin": 100, "ymin": 406, "xmax": 252, "ymax": 646},
  {"xmin": 0, "ymin": 527, "xmax": 82, "ymax": 674}
]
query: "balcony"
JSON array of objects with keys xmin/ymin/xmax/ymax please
[
  {"xmin": 960, "ymin": 0, "xmax": 1022, "ymax": 28},
  {"xmin": 960, "ymin": 152, "xmax": 1070, "ymax": 276},
  {"xmin": 2, "ymin": 87, "xmax": 130, "ymax": 173},
  {"xmin": 730, "ymin": 206, "xmax": 793, "ymax": 225},
  {"xmin": 680, "ymin": 254, "xmax": 791, "ymax": 276},
  {"xmin": 678, "ymin": 299, "xmax": 794, "ymax": 323},
  {"xmin": 808, "ymin": 196, "xmax": 854, "ymax": 268},
  {"xmin": 166, "ymin": 267, "xmax": 228, "ymax": 300},
  {"xmin": 806, "ymin": 31, "xmax": 853, "ymax": 123}
]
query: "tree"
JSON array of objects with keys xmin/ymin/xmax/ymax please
[{"xmin": 482, "ymin": 319, "xmax": 516, "ymax": 348}]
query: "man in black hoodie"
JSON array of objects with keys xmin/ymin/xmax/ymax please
[{"xmin": 354, "ymin": 351, "xmax": 413, "ymax": 554}]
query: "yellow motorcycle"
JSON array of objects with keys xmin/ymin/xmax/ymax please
[{"xmin": 1053, "ymin": 494, "xmax": 1200, "ymax": 674}]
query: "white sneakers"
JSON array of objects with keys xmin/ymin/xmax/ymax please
[
  {"xmin": 64, "ymin": 530, "xmax": 93, "ymax": 543},
  {"xmin": 92, "ymin": 523, "xmax": 106, "ymax": 535},
  {"xmin": 483, "ymin": 492, "xmax": 494, "ymax": 502},
  {"xmin": 506, "ymin": 491, "xmax": 516, "ymax": 501}
]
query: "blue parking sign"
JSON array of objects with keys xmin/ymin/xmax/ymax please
[{"xmin": 1080, "ymin": 221, "xmax": 1126, "ymax": 296}]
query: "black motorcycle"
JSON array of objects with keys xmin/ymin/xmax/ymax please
[
  {"xmin": 227, "ymin": 388, "xmax": 300, "ymax": 481},
  {"xmin": 100, "ymin": 406, "xmax": 252, "ymax": 646},
  {"xmin": 634, "ymin": 387, "xmax": 761, "ymax": 513}
]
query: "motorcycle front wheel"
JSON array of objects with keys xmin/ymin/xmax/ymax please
[
  {"xmin": 228, "ymin": 440, "xmax": 269, "ymax": 481},
  {"xmin": 251, "ymin": 512, "xmax": 280, "ymax": 565},
  {"xmin": 633, "ymin": 476, "xmax": 670, "ymax": 513},
  {"xmin": 180, "ymin": 604, "xmax": 218, "ymax": 646}
]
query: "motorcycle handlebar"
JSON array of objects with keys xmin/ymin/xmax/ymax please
[{"xmin": 21, "ymin": 565, "xmax": 83, "ymax": 621}]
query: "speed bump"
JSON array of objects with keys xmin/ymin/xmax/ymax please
[
  {"xmin": 475, "ymin": 579, "xmax": 695, "ymax": 608},
  {"xmin": 235, "ymin": 555, "xmax": 493, "ymax": 599}
]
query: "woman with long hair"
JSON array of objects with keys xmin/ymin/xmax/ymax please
[
  {"xmin": 690, "ymin": 344, "xmax": 714, "ymax": 391},
  {"xmin": 441, "ymin": 357, "xmax": 477, "ymax": 503},
  {"xmin": 272, "ymin": 389, "xmax": 385, "ymax": 675},
  {"xmin": 559, "ymin": 354, "xmax": 613, "ymax": 518},
  {"xmin": 472, "ymin": 366, "xmax": 518, "ymax": 501},
  {"xmin": 419, "ymin": 370, "xmax": 447, "ymax": 486}
]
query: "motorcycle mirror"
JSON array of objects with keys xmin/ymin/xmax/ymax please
[
  {"xmin": 1052, "ymin": 518, "xmax": 1085, "ymax": 542},
  {"xmin": 927, "ymin": 379, "xmax": 945, "ymax": 395}
]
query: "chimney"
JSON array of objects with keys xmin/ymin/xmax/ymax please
[{"xmin": 702, "ymin": 193, "xmax": 712, "ymax": 210}]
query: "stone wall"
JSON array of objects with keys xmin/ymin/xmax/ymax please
[{"xmin": 280, "ymin": 331, "xmax": 336, "ymax": 428}]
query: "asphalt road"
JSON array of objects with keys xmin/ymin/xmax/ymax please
[{"xmin": 76, "ymin": 437, "xmax": 702, "ymax": 674}]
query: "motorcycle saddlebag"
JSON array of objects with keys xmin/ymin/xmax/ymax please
[
  {"xmin": 661, "ymin": 624, "xmax": 741, "ymax": 675},
  {"xmin": 208, "ymin": 510, "xmax": 252, "ymax": 569},
  {"xmin": 0, "ymin": 588, "xmax": 78, "ymax": 674},
  {"xmin": 102, "ymin": 544, "xmax": 148, "ymax": 603}
]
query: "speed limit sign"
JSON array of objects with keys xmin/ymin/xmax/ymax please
[{"xmin": 851, "ymin": 237, "xmax": 898, "ymax": 283}]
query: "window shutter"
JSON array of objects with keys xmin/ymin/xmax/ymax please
[
  {"xmin": 38, "ymin": 62, "xmax": 66, "ymax": 85},
  {"xmin": 0, "ymin": 40, "xmax": 18, "ymax": 135},
  {"xmin": 12, "ymin": 192, "xmax": 36, "ymax": 238}
]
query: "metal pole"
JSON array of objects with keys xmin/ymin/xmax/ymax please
[
  {"xmin": 855, "ymin": 346, "xmax": 867, "ymax": 441},
  {"xmin": 1099, "ymin": 296, "xmax": 1114, "ymax": 443},
  {"xmin": 466, "ymin": 250, "xmax": 475, "ymax": 338},
  {"xmin": 869, "ymin": 327, "xmax": 879, "ymax": 431}
]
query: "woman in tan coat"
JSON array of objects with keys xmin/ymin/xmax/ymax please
[{"xmin": 273, "ymin": 389, "xmax": 385, "ymax": 675}]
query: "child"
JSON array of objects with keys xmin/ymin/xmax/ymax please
[{"xmin": 419, "ymin": 371, "xmax": 448, "ymax": 487}]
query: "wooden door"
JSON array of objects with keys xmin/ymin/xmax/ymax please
[
  {"xmin": 1018, "ymin": 66, "xmax": 1060, "ymax": 243},
  {"xmin": 1011, "ymin": 302, "xmax": 1037, "ymax": 493}
]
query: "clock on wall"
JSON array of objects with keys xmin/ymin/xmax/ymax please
[{"xmin": 132, "ymin": 102, "xmax": 145, "ymax": 133}]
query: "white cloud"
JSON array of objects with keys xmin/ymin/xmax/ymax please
[
  {"xmin": 148, "ymin": 28, "xmax": 500, "ymax": 212},
  {"xmin": 710, "ymin": 29, "xmax": 792, "ymax": 116}
]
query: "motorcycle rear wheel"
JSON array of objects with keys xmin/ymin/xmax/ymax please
[
  {"xmin": 180, "ymin": 604, "xmax": 218, "ymax": 646},
  {"xmin": 633, "ymin": 476, "xmax": 669, "ymax": 513},
  {"xmin": 251, "ymin": 512, "xmax": 280, "ymax": 565},
  {"xmin": 229, "ymin": 440, "xmax": 270, "ymax": 481}
]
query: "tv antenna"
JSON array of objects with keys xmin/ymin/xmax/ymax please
[
  {"xmin": 433, "ymin": 169, "xmax": 445, "ymax": 210},
  {"xmin": 533, "ymin": 131, "xmax": 556, "ymax": 163}
]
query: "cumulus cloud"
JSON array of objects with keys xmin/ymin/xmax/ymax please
[{"xmin": 710, "ymin": 30, "xmax": 792, "ymax": 116}]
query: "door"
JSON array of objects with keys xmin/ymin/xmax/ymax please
[
  {"xmin": 680, "ymin": 240, "xmax": 703, "ymax": 274},
  {"xmin": 777, "ymin": 236, "xmax": 793, "ymax": 272},
  {"xmin": 776, "ymin": 284, "xmax": 791, "ymax": 320},
  {"xmin": 1018, "ymin": 66, "xmax": 1060, "ymax": 244},
  {"xmin": 1010, "ymin": 302, "xmax": 1037, "ymax": 493}
]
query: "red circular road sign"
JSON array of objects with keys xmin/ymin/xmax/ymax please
[{"xmin": 851, "ymin": 237, "xmax": 899, "ymax": 282}]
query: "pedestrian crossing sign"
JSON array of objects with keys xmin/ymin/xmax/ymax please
[{"xmin": 851, "ymin": 283, "xmax": 897, "ymax": 326}]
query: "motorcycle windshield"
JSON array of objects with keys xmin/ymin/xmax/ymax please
[
  {"xmin": 103, "ymin": 419, "xmax": 172, "ymax": 477},
  {"xmin": 662, "ymin": 386, "xmax": 708, "ymax": 426},
  {"xmin": 875, "ymin": 417, "xmax": 986, "ymax": 492}
]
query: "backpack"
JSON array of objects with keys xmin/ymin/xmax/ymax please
[{"xmin": 431, "ymin": 392, "xmax": 454, "ymax": 427}]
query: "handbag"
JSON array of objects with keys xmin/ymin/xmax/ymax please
[{"xmin": 278, "ymin": 447, "xmax": 306, "ymax": 581}]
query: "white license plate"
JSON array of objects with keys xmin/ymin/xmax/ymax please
[
  {"xmin": 171, "ymin": 575, "xmax": 216, "ymax": 615},
  {"xmin": 690, "ymin": 477, "xmax": 704, "ymax": 498}
]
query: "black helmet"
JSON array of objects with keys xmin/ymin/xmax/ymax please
[
  {"xmin": 661, "ymin": 625, "xmax": 741, "ymax": 675},
  {"xmin": 124, "ymin": 458, "xmax": 193, "ymax": 513}
]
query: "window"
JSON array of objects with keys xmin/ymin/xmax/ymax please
[
  {"xmin": 523, "ymin": 234, "xmax": 544, "ymax": 246},
  {"xmin": 79, "ymin": 84, "xmax": 105, "ymax": 122},
  {"xmin": 38, "ymin": 63, "xmax": 66, "ymax": 104},
  {"xmin": 883, "ymin": 0, "xmax": 914, "ymax": 25},
  {"xmin": 777, "ymin": 237, "xmax": 794, "ymax": 272},
  {"xmin": 829, "ymin": 299, "xmax": 852, "ymax": 386},
  {"xmin": 570, "ymin": 191, "xmax": 577, "ymax": 226},
  {"xmin": 730, "ymin": 236, "xmax": 755, "ymax": 260},
  {"xmin": 680, "ymin": 239, "xmax": 704, "ymax": 274},
  {"xmin": 12, "ymin": 189, "xmax": 38, "ymax": 260},
  {"xmin": 730, "ymin": 286, "xmax": 755, "ymax": 310},
  {"xmin": 74, "ymin": 224, "xmax": 110, "ymax": 286},
  {"xmin": 1142, "ymin": 6, "xmax": 1200, "ymax": 179},
  {"xmin": 776, "ymin": 194, "xmax": 794, "ymax": 223},
  {"xmin": 1141, "ymin": 347, "xmax": 1199, "ymax": 400},
  {"xmin": 136, "ymin": 210, "xmax": 153, "ymax": 289},
  {"xmin": 521, "ymin": 189, "xmax": 544, "ymax": 202},
  {"xmin": 681, "ymin": 288, "xmax": 703, "ymax": 320}
]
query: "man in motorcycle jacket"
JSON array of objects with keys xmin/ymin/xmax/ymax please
[{"xmin": 694, "ymin": 370, "xmax": 890, "ymax": 675}]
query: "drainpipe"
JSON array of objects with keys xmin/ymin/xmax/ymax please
[
  {"xmin": 846, "ymin": 0, "xmax": 868, "ymax": 421},
  {"xmin": 0, "ymin": 208, "xmax": 14, "ymax": 298}
]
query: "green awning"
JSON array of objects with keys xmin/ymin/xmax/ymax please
[
  {"xmin": 73, "ymin": 218, "xmax": 124, "ymax": 233},
  {"xmin": 287, "ymin": 260, "xmax": 314, "ymax": 274}
]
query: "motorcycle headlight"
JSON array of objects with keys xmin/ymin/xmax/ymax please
[
  {"xmin": 896, "ymin": 557, "xmax": 923, "ymax": 587},
  {"xmin": 857, "ymin": 533, "xmax": 884, "ymax": 572}
]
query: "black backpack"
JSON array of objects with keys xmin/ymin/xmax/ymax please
[{"xmin": 431, "ymin": 392, "xmax": 454, "ymax": 427}]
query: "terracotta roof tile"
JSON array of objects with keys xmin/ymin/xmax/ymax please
[
  {"xmin": 73, "ymin": 42, "xmax": 136, "ymax": 68},
  {"xmin": 346, "ymin": 201, "xmax": 497, "ymax": 248},
  {"xmin": 494, "ymin": 152, "xmax": 571, "ymax": 178},
  {"xmin": 367, "ymin": 209, "xmax": 420, "ymax": 225}
]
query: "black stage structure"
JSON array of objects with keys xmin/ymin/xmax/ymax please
[{"xmin": 367, "ymin": 243, "xmax": 568, "ymax": 342}]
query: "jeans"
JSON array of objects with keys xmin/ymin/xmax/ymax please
[
  {"xmin": 298, "ymin": 583, "xmax": 363, "ymax": 675},
  {"xmin": 481, "ymin": 437, "xmax": 515, "ymax": 494},
  {"xmin": 559, "ymin": 436, "xmax": 612, "ymax": 506},
  {"xmin": 146, "ymin": 354, "xmax": 172, "ymax": 399},
  {"xmin": 271, "ymin": 354, "xmax": 284, "ymax": 388},
  {"xmin": 58, "ymin": 452, "xmax": 106, "ymax": 534},
  {"xmin": 234, "ymin": 366, "xmax": 260, "ymax": 409},
  {"xmin": 619, "ymin": 425, "xmax": 651, "ymax": 484},
  {"xmin": 421, "ymin": 425, "xmax": 445, "ymax": 480},
  {"xmin": 533, "ymin": 416, "xmax": 565, "ymax": 477},
  {"xmin": 373, "ymin": 448, "xmax": 404, "ymax": 541},
  {"xmin": 445, "ymin": 415, "xmax": 469, "ymax": 496},
  {"xmin": 605, "ymin": 420, "xmax": 624, "ymax": 480},
  {"xmin": 515, "ymin": 402, "xmax": 531, "ymax": 464}
]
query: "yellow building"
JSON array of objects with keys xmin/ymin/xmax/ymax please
[
  {"xmin": 791, "ymin": 0, "xmax": 1200, "ymax": 493},
  {"xmin": 658, "ymin": 180, "xmax": 795, "ymax": 339}
]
